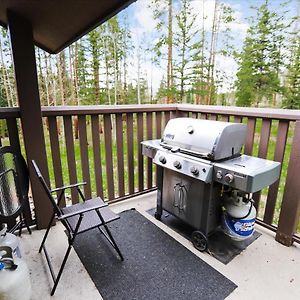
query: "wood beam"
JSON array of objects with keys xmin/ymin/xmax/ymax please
[{"xmin": 8, "ymin": 10, "xmax": 52, "ymax": 229}]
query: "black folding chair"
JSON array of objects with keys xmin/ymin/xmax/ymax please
[
  {"xmin": 32, "ymin": 160, "xmax": 123, "ymax": 296},
  {"xmin": 0, "ymin": 146, "xmax": 32, "ymax": 235}
]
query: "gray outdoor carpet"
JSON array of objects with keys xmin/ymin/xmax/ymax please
[
  {"xmin": 73, "ymin": 209, "xmax": 237, "ymax": 300},
  {"xmin": 147, "ymin": 208, "xmax": 261, "ymax": 265}
]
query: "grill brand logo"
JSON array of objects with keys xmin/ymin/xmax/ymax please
[{"xmin": 165, "ymin": 134, "xmax": 175, "ymax": 140}]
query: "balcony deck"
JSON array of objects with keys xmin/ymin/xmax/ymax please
[{"xmin": 20, "ymin": 191, "xmax": 300, "ymax": 300}]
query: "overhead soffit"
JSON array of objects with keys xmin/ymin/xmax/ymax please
[{"xmin": 0, "ymin": 0, "xmax": 135, "ymax": 54}]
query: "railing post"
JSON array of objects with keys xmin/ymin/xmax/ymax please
[
  {"xmin": 276, "ymin": 121, "xmax": 300, "ymax": 246},
  {"xmin": 8, "ymin": 11, "xmax": 52, "ymax": 229}
]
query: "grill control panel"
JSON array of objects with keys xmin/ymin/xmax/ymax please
[{"xmin": 153, "ymin": 151, "xmax": 213, "ymax": 183}]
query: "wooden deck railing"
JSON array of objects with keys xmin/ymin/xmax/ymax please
[
  {"xmin": 41, "ymin": 105, "xmax": 177, "ymax": 205},
  {"xmin": 0, "ymin": 104, "xmax": 299, "ymax": 246}
]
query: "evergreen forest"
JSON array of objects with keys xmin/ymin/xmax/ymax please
[{"xmin": 0, "ymin": 0, "xmax": 299, "ymax": 109}]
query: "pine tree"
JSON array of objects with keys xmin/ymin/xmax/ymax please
[
  {"xmin": 191, "ymin": 1, "xmax": 235, "ymax": 105},
  {"xmin": 76, "ymin": 39, "xmax": 88, "ymax": 102},
  {"xmin": 0, "ymin": 28, "xmax": 16, "ymax": 107},
  {"xmin": 107, "ymin": 16, "xmax": 125, "ymax": 105},
  {"xmin": 173, "ymin": 0, "xmax": 198, "ymax": 102},
  {"xmin": 235, "ymin": 0, "xmax": 288, "ymax": 107},
  {"xmin": 235, "ymin": 37, "xmax": 256, "ymax": 107},
  {"xmin": 120, "ymin": 14, "xmax": 133, "ymax": 104},
  {"xmin": 152, "ymin": 0, "xmax": 175, "ymax": 103},
  {"xmin": 87, "ymin": 28, "xmax": 101, "ymax": 103},
  {"xmin": 283, "ymin": 35, "xmax": 300, "ymax": 108}
]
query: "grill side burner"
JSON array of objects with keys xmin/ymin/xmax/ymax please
[{"xmin": 141, "ymin": 118, "xmax": 281, "ymax": 251}]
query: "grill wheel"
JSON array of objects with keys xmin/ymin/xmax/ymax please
[{"xmin": 191, "ymin": 230, "xmax": 208, "ymax": 252}]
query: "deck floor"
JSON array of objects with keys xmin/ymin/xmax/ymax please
[{"xmin": 20, "ymin": 191, "xmax": 300, "ymax": 300}]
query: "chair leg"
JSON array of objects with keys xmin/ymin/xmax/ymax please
[
  {"xmin": 18, "ymin": 219, "xmax": 22, "ymax": 236},
  {"xmin": 23, "ymin": 215, "xmax": 32, "ymax": 235},
  {"xmin": 102, "ymin": 223, "xmax": 124, "ymax": 261},
  {"xmin": 50, "ymin": 243, "xmax": 73, "ymax": 296},
  {"xmin": 95, "ymin": 210, "xmax": 124, "ymax": 261},
  {"xmin": 39, "ymin": 212, "xmax": 55, "ymax": 253}
]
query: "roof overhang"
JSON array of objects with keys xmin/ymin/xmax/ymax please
[{"xmin": 0, "ymin": 0, "xmax": 136, "ymax": 54}]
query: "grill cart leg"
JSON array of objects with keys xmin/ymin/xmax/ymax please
[
  {"xmin": 155, "ymin": 166, "xmax": 163, "ymax": 220},
  {"xmin": 191, "ymin": 230, "xmax": 208, "ymax": 252}
]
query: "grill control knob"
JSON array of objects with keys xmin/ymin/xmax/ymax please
[
  {"xmin": 190, "ymin": 166, "xmax": 199, "ymax": 176},
  {"xmin": 216, "ymin": 171, "xmax": 223, "ymax": 180},
  {"xmin": 187, "ymin": 125, "xmax": 194, "ymax": 134},
  {"xmin": 224, "ymin": 173, "xmax": 234, "ymax": 184},
  {"xmin": 173, "ymin": 161, "xmax": 182, "ymax": 169},
  {"xmin": 159, "ymin": 156, "xmax": 167, "ymax": 164}
]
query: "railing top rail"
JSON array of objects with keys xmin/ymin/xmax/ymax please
[
  {"xmin": 0, "ymin": 104, "xmax": 300, "ymax": 121},
  {"xmin": 0, "ymin": 107, "xmax": 20, "ymax": 118},
  {"xmin": 41, "ymin": 104, "xmax": 178, "ymax": 116},
  {"xmin": 178, "ymin": 104, "xmax": 300, "ymax": 121}
]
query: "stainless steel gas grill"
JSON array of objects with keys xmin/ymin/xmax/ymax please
[{"xmin": 142, "ymin": 118, "xmax": 281, "ymax": 251}]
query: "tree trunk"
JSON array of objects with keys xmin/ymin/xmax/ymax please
[
  {"xmin": 166, "ymin": 0, "xmax": 173, "ymax": 103},
  {"xmin": 73, "ymin": 42, "xmax": 80, "ymax": 105},
  {"xmin": 104, "ymin": 35, "xmax": 111, "ymax": 105},
  {"xmin": 0, "ymin": 38, "xmax": 12, "ymax": 107},
  {"xmin": 57, "ymin": 55, "xmax": 65, "ymax": 106},
  {"xmin": 68, "ymin": 45, "xmax": 76, "ymax": 105},
  {"xmin": 43, "ymin": 52, "xmax": 51, "ymax": 106},
  {"xmin": 206, "ymin": 0, "xmax": 218, "ymax": 105}
]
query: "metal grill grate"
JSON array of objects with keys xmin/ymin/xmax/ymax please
[{"xmin": 0, "ymin": 152, "xmax": 25, "ymax": 218}]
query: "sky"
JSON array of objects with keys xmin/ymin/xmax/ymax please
[{"xmin": 116, "ymin": 0, "xmax": 299, "ymax": 94}]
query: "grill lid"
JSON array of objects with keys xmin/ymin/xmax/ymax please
[{"xmin": 161, "ymin": 118, "xmax": 247, "ymax": 161}]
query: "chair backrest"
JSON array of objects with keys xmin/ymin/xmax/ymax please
[
  {"xmin": 0, "ymin": 146, "xmax": 29, "ymax": 220},
  {"xmin": 31, "ymin": 160, "xmax": 62, "ymax": 217}
]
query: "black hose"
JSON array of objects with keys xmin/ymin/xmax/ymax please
[{"xmin": 229, "ymin": 199, "xmax": 254, "ymax": 220}]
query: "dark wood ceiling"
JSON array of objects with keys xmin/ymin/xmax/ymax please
[{"xmin": 0, "ymin": 0, "xmax": 136, "ymax": 54}]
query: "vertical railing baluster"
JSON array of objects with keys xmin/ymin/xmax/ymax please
[
  {"xmin": 165, "ymin": 111, "xmax": 171, "ymax": 126},
  {"xmin": 156, "ymin": 112, "xmax": 162, "ymax": 139},
  {"xmin": 115, "ymin": 113, "xmax": 125, "ymax": 197},
  {"xmin": 103, "ymin": 114, "xmax": 114, "ymax": 200},
  {"xmin": 155, "ymin": 112, "xmax": 162, "ymax": 186},
  {"xmin": 48, "ymin": 116, "xmax": 65, "ymax": 206},
  {"xmin": 137, "ymin": 113, "xmax": 144, "ymax": 192},
  {"xmin": 222, "ymin": 115, "xmax": 230, "ymax": 122},
  {"xmin": 264, "ymin": 120, "xmax": 289, "ymax": 224},
  {"xmin": 244, "ymin": 118, "xmax": 256, "ymax": 155},
  {"xmin": 253, "ymin": 119, "xmax": 272, "ymax": 210},
  {"xmin": 91, "ymin": 115, "xmax": 103, "ymax": 198},
  {"xmin": 63, "ymin": 115, "xmax": 79, "ymax": 203},
  {"xmin": 147, "ymin": 112, "xmax": 153, "ymax": 189},
  {"xmin": 234, "ymin": 116, "xmax": 243, "ymax": 123},
  {"xmin": 276, "ymin": 121, "xmax": 300, "ymax": 246},
  {"xmin": 7, "ymin": 118, "xmax": 21, "ymax": 153},
  {"xmin": 126, "ymin": 113, "xmax": 134, "ymax": 195},
  {"xmin": 78, "ymin": 115, "xmax": 91, "ymax": 199}
]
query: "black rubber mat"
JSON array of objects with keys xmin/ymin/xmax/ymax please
[
  {"xmin": 73, "ymin": 209, "xmax": 237, "ymax": 300},
  {"xmin": 147, "ymin": 208, "xmax": 261, "ymax": 265}
]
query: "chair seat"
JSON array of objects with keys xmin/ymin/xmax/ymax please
[
  {"xmin": 62, "ymin": 197, "xmax": 106, "ymax": 215},
  {"xmin": 62, "ymin": 197, "xmax": 120, "ymax": 233}
]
